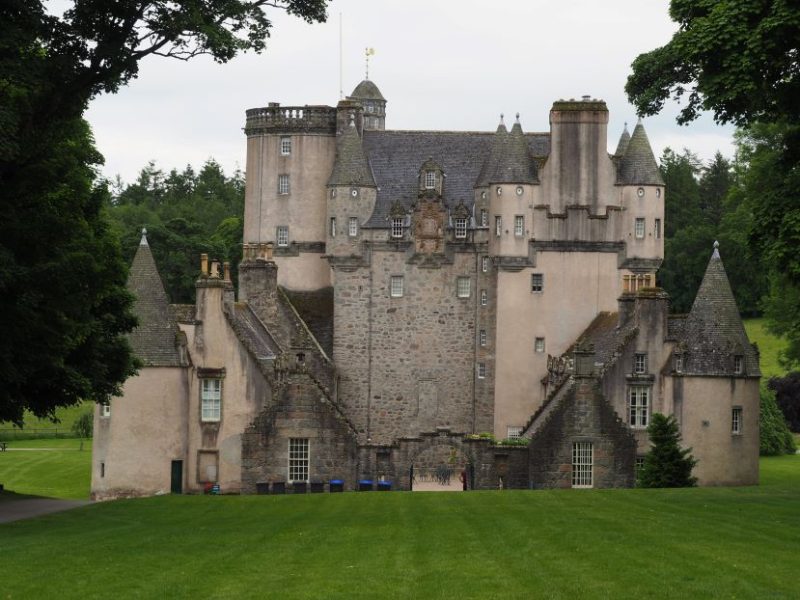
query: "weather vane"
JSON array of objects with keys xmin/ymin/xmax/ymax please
[{"xmin": 365, "ymin": 47, "xmax": 375, "ymax": 80}]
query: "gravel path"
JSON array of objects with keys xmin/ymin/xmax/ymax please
[{"xmin": 0, "ymin": 497, "xmax": 91, "ymax": 524}]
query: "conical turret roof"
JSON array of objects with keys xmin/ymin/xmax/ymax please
[
  {"xmin": 614, "ymin": 124, "xmax": 631, "ymax": 157},
  {"xmin": 476, "ymin": 115, "xmax": 538, "ymax": 186},
  {"xmin": 127, "ymin": 230, "xmax": 183, "ymax": 366},
  {"xmin": 328, "ymin": 118, "xmax": 376, "ymax": 187},
  {"xmin": 618, "ymin": 120, "xmax": 664, "ymax": 185},
  {"xmin": 350, "ymin": 79, "xmax": 385, "ymax": 101},
  {"xmin": 681, "ymin": 243, "xmax": 760, "ymax": 376}
]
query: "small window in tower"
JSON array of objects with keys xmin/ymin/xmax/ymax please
[
  {"xmin": 349, "ymin": 217, "xmax": 358, "ymax": 237},
  {"xmin": 425, "ymin": 171, "xmax": 436, "ymax": 189},
  {"xmin": 278, "ymin": 174, "xmax": 290, "ymax": 195},
  {"xmin": 514, "ymin": 215, "xmax": 524, "ymax": 237},
  {"xmin": 277, "ymin": 226, "xmax": 289, "ymax": 247},
  {"xmin": 454, "ymin": 218, "xmax": 467, "ymax": 239},
  {"xmin": 732, "ymin": 407, "xmax": 742, "ymax": 434},
  {"xmin": 367, "ymin": 103, "xmax": 374, "ymax": 113},
  {"xmin": 516, "ymin": 186, "xmax": 524, "ymax": 196},
  {"xmin": 100, "ymin": 402, "xmax": 111, "ymax": 418},
  {"xmin": 477, "ymin": 363, "xmax": 487, "ymax": 379},
  {"xmin": 655, "ymin": 188, "xmax": 661, "ymax": 198},
  {"xmin": 496, "ymin": 186, "xmax": 503, "ymax": 196},
  {"xmin": 535, "ymin": 337, "xmax": 545, "ymax": 353},
  {"xmin": 507, "ymin": 426, "xmax": 523, "ymax": 439},
  {"xmin": 330, "ymin": 188, "xmax": 337, "ymax": 199},
  {"xmin": 734, "ymin": 355, "xmax": 744, "ymax": 375},
  {"xmin": 655, "ymin": 218, "xmax": 662, "ymax": 239},
  {"xmin": 391, "ymin": 217, "xmax": 403, "ymax": 239},
  {"xmin": 457, "ymin": 277, "xmax": 471, "ymax": 298},
  {"xmin": 330, "ymin": 217, "xmax": 337, "ymax": 237},
  {"xmin": 390, "ymin": 275, "xmax": 404, "ymax": 298},
  {"xmin": 674, "ymin": 354, "xmax": 684, "ymax": 373},
  {"xmin": 351, "ymin": 188, "xmax": 359, "ymax": 198},
  {"xmin": 480, "ymin": 209, "xmax": 488, "ymax": 227},
  {"xmin": 280, "ymin": 137, "xmax": 291, "ymax": 156},
  {"xmin": 635, "ymin": 217, "xmax": 646, "ymax": 239},
  {"xmin": 531, "ymin": 273, "xmax": 544, "ymax": 293},
  {"xmin": 634, "ymin": 353, "xmax": 648, "ymax": 374},
  {"xmin": 637, "ymin": 187, "xmax": 645, "ymax": 198},
  {"xmin": 495, "ymin": 216, "xmax": 502, "ymax": 237},
  {"xmin": 482, "ymin": 256, "xmax": 489, "ymax": 273},
  {"xmin": 479, "ymin": 329, "xmax": 487, "ymax": 346},
  {"xmin": 480, "ymin": 289, "xmax": 488, "ymax": 306},
  {"xmin": 481, "ymin": 191, "xmax": 487, "ymax": 200}
]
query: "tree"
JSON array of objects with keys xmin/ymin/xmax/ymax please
[
  {"xmin": 0, "ymin": 1, "xmax": 327, "ymax": 424},
  {"xmin": 768, "ymin": 372, "xmax": 800, "ymax": 433},
  {"xmin": 759, "ymin": 385, "xmax": 796, "ymax": 456},
  {"xmin": 638, "ymin": 413, "xmax": 697, "ymax": 488}
]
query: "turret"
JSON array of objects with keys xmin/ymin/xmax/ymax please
[{"xmin": 348, "ymin": 79, "xmax": 386, "ymax": 131}]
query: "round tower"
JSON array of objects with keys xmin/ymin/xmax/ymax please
[{"xmin": 348, "ymin": 79, "xmax": 386, "ymax": 131}]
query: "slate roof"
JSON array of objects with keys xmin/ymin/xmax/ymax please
[
  {"xmin": 328, "ymin": 119, "xmax": 376, "ymax": 187},
  {"xmin": 362, "ymin": 129, "xmax": 550, "ymax": 226},
  {"xmin": 350, "ymin": 79, "xmax": 385, "ymax": 101},
  {"xmin": 618, "ymin": 120, "xmax": 664, "ymax": 185},
  {"xmin": 680, "ymin": 244, "xmax": 760, "ymax": 377},
  {"xmin": 614, "ymin": 125, "xmax": 630, "ymax": 157},
  {"xmin": 224, "ymin": 303, "xmax": 279, "ymax": 363},
  {"xmin": 127, "ymin": 236, "xmax": 183, "ymax": 367},
  {"xmin": 475, "ymin": 118, "xmax": 539, "ymax": 186}
]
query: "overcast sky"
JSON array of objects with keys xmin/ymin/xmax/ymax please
[{"xmin": 84, "ymin": 0, "xmax": 735, "ymax": 184}]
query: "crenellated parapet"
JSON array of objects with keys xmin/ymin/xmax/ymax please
[
  {"xmin": 244, "ymin": 104, "xmax": 337, "ymax": 136},
  {"xmin": 531, "ymin": 203, "xmax": 625, "ymax": 243}
]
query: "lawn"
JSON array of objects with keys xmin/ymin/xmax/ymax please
[
  {"xmin": 0, "ymin": 438, "xmax": 91, "ymax": 500},
  {"xmin": 1, "ymin": 455, "xmax": 798, "ymax": 599},
  {"xmin": 0, "ymin": 401, "xmax": 92, "ymax": 441},
  {"xmin": 744, "ymin": 317, "xmax": 789, "ymax": 379}
]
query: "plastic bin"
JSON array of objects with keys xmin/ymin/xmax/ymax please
[
  {"xmin": 358, "ymin": 479, "xmax": 373, "ymax": 491},
  {"xmin": 310, "ymin": 481, "xmax": 324, "ymax": 493},
  {"xmin": 255, "ymin": 482, "xmax": 269, "ymax": 495},
  {"xmin": 271, "ymin": 481, "xmax": 286, "ymax": 495},
  {"xmin": 377, "ymin": 481, "xmax": 392, "ymax": 491},
  {"xmin": 293, "ymin": 481, "xmax": 307, "ymax": 494},
  {"xmin": 329, "ymin": 479, "xmax": 344, "ymax": 493}
]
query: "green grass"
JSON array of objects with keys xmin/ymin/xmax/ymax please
[
  {"xmin": 0, "ymin": 401, "xmax": 92, "ymax": 440},
  {"xmin": 0, "ymin": 438, "xmax": 91, "ymax": 500},
  {"xmin": 744, "ymin": 317, "xmax": 789, "ymax": 379},
  {"xmin": 1, "ymin": 456, "xmax": 798, "ymax": 599}
]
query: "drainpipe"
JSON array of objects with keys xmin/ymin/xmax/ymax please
[
  {"xmin": 366, "ymin": 242, "xmax": 373, "ymax": 440},
  {"xmin": 472, "ymin": 237, "xmax": 479, "ymax": 432}
]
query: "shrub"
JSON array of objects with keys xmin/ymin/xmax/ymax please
[
  {"xmin": 71, "ymin": 410, "xmax": 93, "ymax": 440},
  {"xmin": 767, "ymin": 372, "xmax": 800, "ymax": 432},
  {"xmin": 760, "ymin": 385, "xmax": 796, "ymax": 456},
  {"xmin": 638, "ymin": 413, "xmax": 697, "ymax": 488}
]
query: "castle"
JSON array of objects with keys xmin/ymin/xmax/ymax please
[{"xmin": 91, "ymin": 79, "xmax": 760, "ymax": 498}]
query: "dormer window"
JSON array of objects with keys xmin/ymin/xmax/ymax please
[
  {"xmin": 454, "ymin": 218, "xmax": 467, "ymax": 239},
  {"xmin": 425, "ymin": 171, "xmax": 436, "ymax": 189},
  {"xmin": 734, "ymin": 355, "xmax": 744, "ymax": 375},
  {"xmin": 391, "ymin": 217, "xmax": 403, "ymax": 239}
]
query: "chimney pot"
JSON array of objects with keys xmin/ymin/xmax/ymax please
[{"xmin": 200, "ymin": 253, "xmax": 209, "ymax": 276}]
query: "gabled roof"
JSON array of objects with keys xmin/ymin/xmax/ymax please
[
  {"xmin": 617, "ymin": 120, "xmax": 664, "ymax": 185},
  {"xmin": 127, "ymin": 233, "xmax": 184, "ymax": 367},
  {"xmin": 328, "ymin": 118, "xmax": 376, "ymax": 187},
  {"xmin": 681, "ymin": 243, "xmax": 760, "ymax": 376},
  {"xmin": 362, "ymin": 129, "xmax": 550, "ymax": 226}
]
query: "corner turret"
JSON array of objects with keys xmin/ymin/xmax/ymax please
[
  {"xmin": 348, "ymin": 79, "xmax": 386, "ymax": 130},
  {"xmin": 618, "ymin": 119, "xmax": 664, "ymax": 186}
]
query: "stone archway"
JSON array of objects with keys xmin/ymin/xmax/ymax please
[{"xmin": 406, "ymin": 435, "xmax": 474, "ymax": 492}]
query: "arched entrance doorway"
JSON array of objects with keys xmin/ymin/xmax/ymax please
[{"xmin": 408, "ymin": 439, "xmax": 472, "ymax": 492}]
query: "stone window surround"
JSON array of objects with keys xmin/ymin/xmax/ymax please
[
  {"xmin": 480, "ymin": 289, "xmax": 488, "ymax": 306},
  {"xmin": 479, "ymin": 329, "xmax": 487, "ymax": 346},
  {"xmin": 655, "ymin": 218, "xmax": 662, "ymax": 239},
  {"xmin": 456, "ymin": 276, "xmax": 471, "ymax": 298},
  {"xmin": 276, "ymin": 226, "xmax": 289, "ymax": 247},
  {"xmin": 391, "ymin": 217, "xmax": 403, "ymax": 239},
  {"xmin": 734, "ymin": 355, "xmax": 744, "ymax": 375},
  {"xmin": 514, "ymin": 215, "xmax": 524, "ymax": 237},
  {"xmin": 495, "ymin": 216, "xmax": 502, "ymax": 237},
  {"xmin": 100, "ymin": 402, "xmax": 111, "ymax": 418},
  {"xmin": 531, "ymin": 273, "xmax": 544, "ymax": 293},
  {"xmin": 477, "ymin": 362, "xmax": 486, "ymax": 379},
  {"xmin": 349, "ymin": 217, "xmax": 358, "ymax": 237},
  {"xmin": 280, "ymin": 136, "xmax": 291, "ymax": 156},
  {"xmin": 634, "ymin": 352, "xmax": 648, "ymax": 374},
  {"xmin": 732, "ymin": 406, "xmax": 743, "ymax": 435},
  {"xmin": 481, "ymin": 256, "xmax": 490, "ymax": 272},
  {"xmin": 454, "ymin": 217, "xmax": 468, "ymax": 239},
  {"xmin": 634, "ymin": 217, "xmax": 645, "ymax": 239},
  {"xmin": 425, "ymin": 170, "xmax": 436, "ymax": 189},
  {"xmin": 480, "ymin": 209, "xmax": 488, "ymax": 227},
  {"xmin": 628, "ymin": 385, "xmax": 650, "ymax": 429},
  {"xmin": 390, "ymin": 275, "xmax": 404, "ymax": 298},
  {"xmin": 278, "ymin": 174, "xmax": 290, "ymax": 195},
  {"xmin": 507, "ymin": 426, "xmax": 523, "ymax": 439},
  {"xmin": 572, "ymin": 441, "xmax": 593, "ymax": 488},
  {"xmin": 535, "ymin": 337, "xmax": 545, "ymax": 353},
  {"xmin": 330, "ymin": 217, "xmax": 336, "ymax": 237},
  {"xmin": 288, "ymin": 438, "xmax": 310, "ymax": 483},
  {"xmin": 200, "ymin": 377, "xmax": 223, "ymax": 423}
]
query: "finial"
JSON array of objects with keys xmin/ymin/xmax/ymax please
[
  {"xmin": 623, "ymin": 121, "xmax": 628, "ymax": 132},
  {"xmin": 713, "ymin": 240, "xmax": 720, "ymax": 258},
  {"xmin": 637, "ymin": 116, "xmax": 643, "ymax": 126},
  {"xmin": 365, "ymin": 47, "xmax": 375, "ymax": 80},
  {"xmin": 515, "ymin": 112, "xmax": 520, "ymax": 123},
  {"xmin": 500, "ymin": 113, "xmax": 504, "ymax": 125},
  {"xmin": 140, "ymin": 227, "xmax": 148, "ymax": 246}
]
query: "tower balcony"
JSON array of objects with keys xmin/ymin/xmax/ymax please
[{"xmin": 244, "ymin": 104, "xmax": 338, "ymax": 136}]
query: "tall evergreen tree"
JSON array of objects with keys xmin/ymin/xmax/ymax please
[{"xmin": 639, "ymin": 413, "xmax": 698, "ymax": 488}]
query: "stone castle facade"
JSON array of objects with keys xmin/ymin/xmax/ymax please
[{"xmin": 92, "ymin": 80, "xmax": 760, "ymax": 498}]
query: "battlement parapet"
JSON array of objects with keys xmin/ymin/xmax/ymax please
[{"xmin": 245, "ymin": 104, "xmax": 337, "ymax": 136}]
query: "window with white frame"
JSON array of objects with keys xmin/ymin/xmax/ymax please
[
  {"xmin": 635, "ymin": 456, "xmax": 646, "ymax": 473},
  {"xmin": 482, "ymin": 256, "xmax": 489, "ymax": 272},
  {"xmin": 734, "ymin": 355, "xmax": 744, "ymax": 375},
  {"xmin": 531, "ymin": 273, "xmax": 544, "ymax": 293},
  {"xmin": 507, "ymin": 426, "xmax": 523, "ymax": 439},
  {"xmin": 288, "ymin": 438, "xmax": 309, "ymax": 482},
  {"xmin": 634, "ymin": 353, "xmax": 648, "ymax": 374},
  {"xmin": 634, "ymin": 217, "xmax": 645, "ymax": 239},
  {"xmin": 479, "ymin": 329, "xmax": 487, "ymax": 347},
  {"xmin": 276, "ymin": 226, "xmax": 289, "ymax": 247},
  {"xmin": 367, "ymin": 103, "xmax": 374, "ymax": 113},
  {"xmin": 480, "ymin": 209, "xmax": 488, "ymax": 227},
  {"xmin": 391, "ymin": 217, "xmax": 403, "ymax": 238},
  {"xmin": 100, "ymin": 403, "xmax": 111, "ymax": 418},
  {"xmin": 280, "ymin": 136, "xmax": 291, "ymax": 156},
  {"xmin": 655, "ymin": 218, "xmax": 662, "ymax": 239},
  {"xmin": 535, "ymin": 337, "xmax": 545, "ymax": 353},
  {"xmin": 457, "ymin": 277, "xmax": 471, "ymax": 298},
  {"xmin": 390, "ymin": 275, "xmax": 404, "ymax": 298},
  {"xmin": 480, "ymin": 289, "xmax": 488, "ymax": 306},
  {"xmin": 349, "ymin": 217, "xmax": 358, "ymax": 237},
  {"xmin": 732, "ymin": 407, "xmax": 742, "ymax": 434},
  {"xmin": 425, "ymin": 171, "xmax": 436, "ymax": 189},
  {"xmin": 495, "ymin": 216, "xmax": 502, "ymax": 236},
  {"xmin": 628, "ymin": 386, "xmax": 650, "ymax": 428},
  {"xmin": 330, "ymin": 217, "xmax": 337, "ymax": 237},
  {"xmin": 514, "ymin": 215, "xmax": 524, "ymax": 237},
  {"xmin": 674, "ymin": 353, "xmax": 684, "ymax": 373},
  {"xmin": 201, "ymin": 379, "xmax": 222, "ymax": 422},
  {"xmin": 477, "ymin": 363, "xmax": 486, "ymax": 379},
  {"xmin": 454, "ymin": 218, "xmax": 468, "ymax": 239},
  {"xmin": 278, "ymin": 174, "xmax": 290, "ymax": 195},
  {"xmin": 572, "ymin": 442, "xmax": 593, "ymax": 488}
]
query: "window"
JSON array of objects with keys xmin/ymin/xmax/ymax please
[
  {"xmin": 280, "ymin": 136, "xmax": 291, "ymax": 156},
  {"xmin": 495, "ymin": 216, "xmax": 502, "ymax": 236},
  {"xmin": 496, "ymin": 186, "xmax": 502, "ymax": 196},
  {"xmin": 655, "ymin": 188, "xmax": 661, "ymax": 198},
  {"xmin": 477, "ymin": 363, "xmax": 486, "ymax": 379},
  {"xmin": 457, "ymin": 277, "xmax": 471, "ymax": 298},
  {"xmin": 637, "ymin": 187, "xmax": 645, "ymax": 198},
  {"xmin": 454, "ymin": 218, "xmax": 467, "ymax": 239},
  {"xmin": 531, "ymin": 273, "xmax": 544, "ymax": 293},
  {"xmin": 367, "ymin": 103, "xmax": 374, "ymax": 113},
  {"xmin": 100, "ymin": 403, "xmax": 111, "ymax": 418},
  {"xmin": 482, "ymin": 256, "xmax": 490, "ymax": 273},
  {"xmin": 628, "ymin": 386, "xmax": 650, "ymax": 428},
  {"xmin": 479, "ymin": 329, "xmax": 487, "ymax": 346},
  {"xmin": 634, "ymin": 217, "xmax": 645, "ymax": 239},
  {"xmin": 634, "ymin": 353, "xmax": 648, "ymax": 374},
  {"xmin": 276, "ymin": 226, "xmax": 289, "ymax": 247},
  {"xmin": 480, "ymin": 289, "xmax": 488, "ymax": 306},
  {"xmin": 734, "ymin": 355, "xmax": 744, "ymax": 375},
  {"xmin": 330, "ymin": 217, "xmax": 337, "ymax": 237},
  {"xmin": 535, "ymin": 337, "xmax": 545, "ymax": 353},
  {"xmin": 278, "ymin": 174, "xmax": 290, "ymax": 195},
  {"xmin": 425, "ymin": 171, "xmax": 436, "ymax": 189},
  {"xmin": 351, "ymin": 188, "xmax": 359, "ymax": 198},
  {"xmin": 100, "ymin": 462, "xmax": 105, "ymax": 478},
  {"xmin": 674, "ymin": 354, "xmax": 684, "ymax": 373},
  {"xmin": 514, "ymin": 215, "xmax": 524, "ymax": 237},
  {"xmin": 480, "ymin": 209, "xmax": 488, "ymax": 227},
  {"xmin": 572, "ymin": 442, "xmax": 593, "ymax": 488},
  {"xmin": 655, "ymin": 218, "xmax": 662, "ymax": 239},
  {"xmin": 349, "ymin": 217, "xmax": 358, "ymax": 237},
  {"xmin": 390, "ymin": 275, "xmax": 404, "ymax": 298},
  {"xmin": 288, "ymin": 438, "xmax": 309, "ymax": 482},
  {"xmin": 507, "ymin": 426, "xmax": 523, "ymax": 439},
  {"xmin": 201, "ymin": 379, "xmax": 222, "ymax": 422},
  {"xmin": 732, "ymin": 407, "xmax": 742, "ymax": 434},
  {"xmin": 516, "ymin": 186, "xmax": 524, "ymax": 196},
  {"xmin": 391, "ymin": 217, "xmax": 403, "ymax": 239},
  {"xmin": 635, "ymin": 456, "xmax": 646, "ymax": 473}
]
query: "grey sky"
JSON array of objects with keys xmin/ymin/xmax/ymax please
[{"xmin": 85, "ymin": 0, "xmax": 735, "ymax": 184}]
